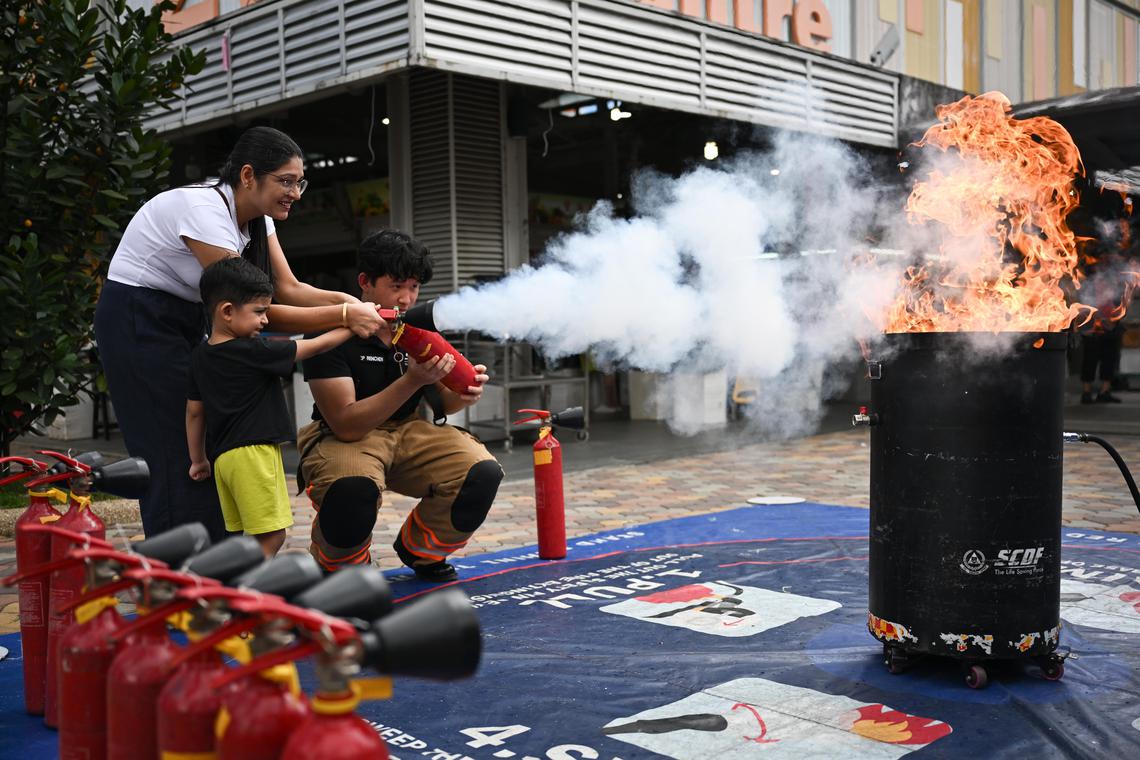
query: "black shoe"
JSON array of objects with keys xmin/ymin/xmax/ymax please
[
  {"xmin": 1096, "ymin": 392, "xmax": 1123, "ymax": 404},
  {"xmin": 1080, "ymin": 392, "xmax": 1095, "ymax": 404},
  {"xmin": 393, "ymin": 536, "xmax": 458, "ymax": 582}
]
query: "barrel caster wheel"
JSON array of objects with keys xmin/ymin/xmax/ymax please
[
  {"xmin": 964, "ymin": 664, "xmax": 988, "ymax": 689},
  {"xmin": 1040, "ymin": 657, "xmax": 1065, "ymax": 681},
  {"xmin": 576, "ymin": 430, "xmax": 589, "ymax": 442},
  {"xmin": 884, "ymin": 647, "xmax": 909, "ymax": 674}
]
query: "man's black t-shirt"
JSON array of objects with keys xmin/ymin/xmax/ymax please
[
  {"xmin": 188, "ymin": 337, "xmax": 298, "ymax": 460},
  {"xmin": 301, "ymin": 334, "xmax": 424, "ymax": 424}
]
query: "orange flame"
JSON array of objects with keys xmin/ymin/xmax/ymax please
[{"xmin": 883, "ymin": 92, "xmax": 1090, "ymax": 333}]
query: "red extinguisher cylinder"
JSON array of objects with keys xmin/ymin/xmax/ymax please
[
  {"xmin": 13, "ymin": 493, "xmax": 61, "ymax": 714},
  {"xmin": 279, "ymin": 693, "xmax": 390, "ymax": 760},
  {"xmin": 44, "ymin": 502, "xmax": 105, "ymax": 728},
  {"xmin": 217, "ymin": 673, "xmax": 311, "ymax": 760},
  {"xmin": 392, "ymin": 324, "xmax": 478, "ymax": 396},
  {"xmin": 157, "ymin": 649, "xmax": 232, "ymax": 759},
  {"xmin": 106, "ymin": 622, "xmax": 181, "ymax": 760},
  {"xmin": 57, "ymin": 602, "xmax": 125, "ymax": 760},
  {"xmin": 534, "ymin": 426, "xmax": 567, "ymax": 560}
]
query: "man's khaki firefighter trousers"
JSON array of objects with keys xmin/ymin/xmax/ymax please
[{"xmin": 297, "ymin": 418, "xmax": 499, "ymax": 571}]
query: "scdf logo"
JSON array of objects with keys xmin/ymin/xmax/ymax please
[
  {"xmin": 960, "ymin": 549, "xmax": 989, "ymax": 575},
  {"xmin": 994, "ymin": 546, "xmax": 1045, "ymax": 575}
]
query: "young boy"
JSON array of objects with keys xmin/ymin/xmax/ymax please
[{"xmin": 187, "ymin": 257, "xmax": 353, "ymax": 557}]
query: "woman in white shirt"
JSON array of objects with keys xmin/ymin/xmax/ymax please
[{"xmin": 95, "ymin": 126, "xmax": 382, "ymax": 541}]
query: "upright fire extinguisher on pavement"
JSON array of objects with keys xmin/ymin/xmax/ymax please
[
  {"xmin": 514, "ymin": 407, "xmax": 586, "ymax": 560},
  {"xmin": 2, "ymin": 454, "xmax": 62, "ymax": 714}
]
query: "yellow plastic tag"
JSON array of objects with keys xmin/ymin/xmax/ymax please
[
  {"xmin": 160, "ymin": 752, "xmax": 216, "ymax": 760},
  {"xmin": 259, "ymin": 663, "xmax": 301, "ymax": 696},
  {"xmin": 214, "ymin": 705, "xmax": 231, "ymax": 740},
  {"xmin": 74, "ymin": 596, "xmax": 118, "ymax": 625},
  {"xmin": 534, "ymin": 449, "xmax": 553, "ymax": 466},
  {"xmin": 69, "ymin": 493, "xmax": 92, "ymax": 511},
  {"xmin": 215, "ymin": 636, "xmax": 252, "ymax": 665},
  {"xmin": 167, "ymin": 611, "xmax": 193, "ymax": 633},
  {"xmin": 38, "ymin": 513, "xmax": 62, "ymax": 524},
  {"xmin": 30, "ymin": 488, "xmax": 68, "ymax": 504},
  {"xmin": 353, "ymin": 676, "xmax": 393, "ymax": 701}
]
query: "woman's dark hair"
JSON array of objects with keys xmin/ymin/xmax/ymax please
[
  {"xmin": 358, "ymin": 229, "xmax": 433, "ymax": 285},
  {"xmin": 214, "ymin": 126, "xmax": 304, "ymax": 280}
]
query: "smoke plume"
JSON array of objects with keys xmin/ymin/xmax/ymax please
[{"xmin": 428, "ymin": 131, "xmax": 908, "ymax": 437}]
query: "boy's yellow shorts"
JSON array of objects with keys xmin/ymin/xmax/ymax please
[{"xmin": 214, "ymin": 444, "xmax": 293, "ymax": 535}]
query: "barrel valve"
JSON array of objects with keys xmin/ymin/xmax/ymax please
[{"xmin": 852, "ymin": 406, "xmax": 879, "ymax": 427}]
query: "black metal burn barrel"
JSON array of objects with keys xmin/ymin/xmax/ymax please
[{"xmin": 862, "ymin": 332, "xmax": 1067, "ymax": 684}]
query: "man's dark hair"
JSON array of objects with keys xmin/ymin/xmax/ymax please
[
  {"xmin": 199, "ymin": 256, "xmax": 274, "ymax": 318},
  {"xmin": 357, "ymin": 229, "xmax": 433, "ymax": 286}
]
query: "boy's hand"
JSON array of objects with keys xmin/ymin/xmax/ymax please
[
  {"xmin": 189, "ymin": 460, "xmax": 212, "ymax": 481},
  {"xmin": 406, "ymin": 352, "xmax": 455, "ymax": 386}
]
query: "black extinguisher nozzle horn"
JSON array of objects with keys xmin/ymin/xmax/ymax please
[
  {"xmin": 550, "ymin": 406, "xmax": 585, "ymax": 430},
  {"xmin": 132, "ymin": 523, "xmax": 211, "ymax": 566},
  {"xmin": 183, "ymin": 535, "xmax": 264, "ymax": 585},
  {"xmin": 401, "ymin": 300, "xmax": 437, "ymax": 331},
  {"xmin": 292, "ymin": 565, "xmax": 394, "ymax": 623},
  {"xmin": 233, "ymin": 554, "xmax": 324, "ymax": 601},
  {"xmin": 90, "ymin": 456, "xmax": 150, "ymax": 499},
  {"xmin": 363, "ymin": 589, "xmax": 481, "ymax": 681}
]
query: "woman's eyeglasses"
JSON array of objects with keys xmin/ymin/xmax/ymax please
[{"xmin": 264, "ymin": 171, "xmax": 309, "ymax": 195}]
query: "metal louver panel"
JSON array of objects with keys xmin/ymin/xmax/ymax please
[
  {"xmin": 146, "ymin": 0, "xmax": 410, "ymax": 134},
  {"xmin": 151, "ymin": 0, "xmax": 898, "ymax": 148},
  {"xmin": 409, "ymin": 70, "xmax": 505, "ymax": 300},
  {"xmin": 418, "ymin": 0, "xmax": 898, "ymax": 148}
]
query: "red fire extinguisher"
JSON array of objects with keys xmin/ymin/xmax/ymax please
[
  {"xmin": 1, "ymin": 455, "xmax": 61, "ymax": 714},
  {"xmin": 514, "ymin": 407, "xmax": 586, "ymax": 559},
  {"xmin": 101, "ymin": 537, "xmax": 264, "ymax": 760},
  {"xmin": 202, "ymin": 565, "xmax": 393, "ymax": 760},
  {"xmin": 214, "ymin": 588, "xmax": 481, "ymax": 760},
  {"xmin": 48, "ymin": 547, "xmax": 170, "ymax": 760},
  {"xmin": 391, "ymin": 322, "xmax": 479, "ymax": 395},
  {"xmin": 33, "ymin": 454, "xmax": 107, "ymax": 729}
]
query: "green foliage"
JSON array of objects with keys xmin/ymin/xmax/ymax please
[{"xmin": 0, "ymin": 1, "xmax": 203, "ymax": 455}]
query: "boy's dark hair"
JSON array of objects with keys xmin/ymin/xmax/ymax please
[
  {"xmin": 199, "ymin": 257, "xmax": 274, "ymax": 318},
  {"xmin": 357, "ymin": 229, "xmax": 433, "ymax": 286}
]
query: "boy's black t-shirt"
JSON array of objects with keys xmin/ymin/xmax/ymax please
[
  {"xmin": 188, "ymin": 337, "xmax": 298, "ymax": 460},
  {"xmin": 301, "ymin": 334, "xmax": 424, "ymax": 424}
]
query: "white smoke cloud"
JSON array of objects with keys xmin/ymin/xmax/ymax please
[{"xmin": 434, "ymin": 132, "xmax": 905, "ymax": 437}]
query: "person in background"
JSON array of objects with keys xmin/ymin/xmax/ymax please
[{"xmin": 95, "ymin": 126, "xmax": 384, "ymax": 541}]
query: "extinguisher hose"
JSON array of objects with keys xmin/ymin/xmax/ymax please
[{"xmin": 1064, "ymin": 432, "xmax": 1140, "ymax": 514}]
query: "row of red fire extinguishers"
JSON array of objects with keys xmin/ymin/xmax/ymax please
[{"xmin": 2, "ymin": 450, "xmax": 480, "ymax": 760}]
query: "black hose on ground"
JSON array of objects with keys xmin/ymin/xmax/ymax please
[{"xmin": 1063, "ymin": 431, "xmax": 1140, "ymax": 514}]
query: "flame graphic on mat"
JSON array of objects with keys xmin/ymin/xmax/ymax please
[
  {"xmin": 883, "ymin": 92, "xmax": 1089, "ymax": 333},
  {"xmin": 845, "ymin": 704, "xmax": 953, "ymax": 745}
]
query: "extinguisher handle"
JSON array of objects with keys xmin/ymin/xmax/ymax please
[
  {"xmin": 35, "ymin": 449, "xmax": 93, "ymax": 474},
  {"xmin": 514, "ymin": 408, "xmax": 551, "ymax": 425},
  {"xmin": 166, "ymin": 614, "xmax": 263, "ymax": 670},
  {"xmin": 1, "ymin": 546, "xmax": 151, "ymax": 585},
  {"xmin": 25, "ymin": 470, "xmax": 89, "ymax": 489},
  {"xmin": 213, "ymin": 639, "xmax": 323, "ymax": 689},
  {"xmin": 59, "ymin": 577, "xmax": 137, "ymax": 613},
  {"xmin": 0, "ymin": 456, "xmax": 49, "ymax": 486},
  {"xmin": 107, "ymin": 598, "xmax": 196, "ymax": 643},
  {"xmin": 18, "ymin": 523, "xmax": 112, "ymax": 548}
]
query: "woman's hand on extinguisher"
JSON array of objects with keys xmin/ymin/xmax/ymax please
[
  {"xmin": 346, "ymin": 302, "xmax": 385, "ymax": 338},
  {"xmin": 407, "ymin": 352, "xmax": 456, "ymax": 386}
]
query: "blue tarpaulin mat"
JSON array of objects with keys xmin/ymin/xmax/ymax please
[{"xmin": 4, "ymin": 502, "xmax": 1140, "ymax": 759}]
